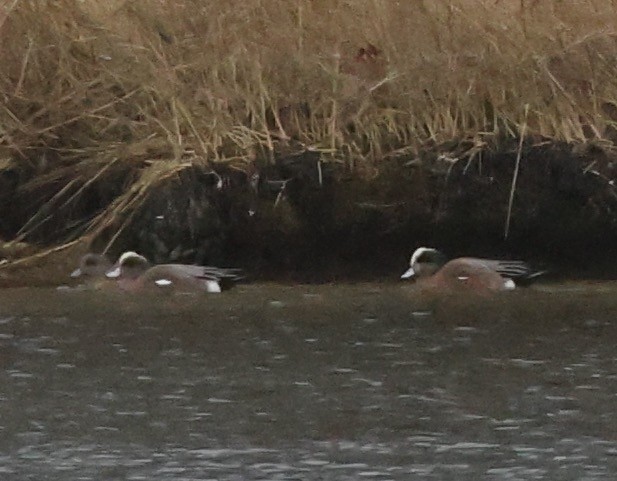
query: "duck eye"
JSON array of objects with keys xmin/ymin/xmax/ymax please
[
  {"xmin": 123, "ymin": 256, "xmax": 146, "ymax": 268},
  {"xmin": 417, "ymin": 251, "xmax": 430, "ymax": 262}
]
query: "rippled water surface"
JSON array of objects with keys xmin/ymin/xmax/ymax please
[{"xmin": 1, "ymin": 282, "xmax": 617, "ymax": 480}]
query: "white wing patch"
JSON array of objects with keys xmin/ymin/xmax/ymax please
[
  {"xmin": 155, "ymin": 278, "xmax": 173, "ymax": 287},
  {"xmin": 205, "ymin": 280, "xmax": 222, "ymax": 293},
  {"xmin": 503, "ymin": 279, "xmax": 516, "ymax": 290}
]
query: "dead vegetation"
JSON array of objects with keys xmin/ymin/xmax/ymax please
[{"xmin": 1, "ymin": 0, "xmax": 617, "ymax": 264}]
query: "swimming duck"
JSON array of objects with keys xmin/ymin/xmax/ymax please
[
  {"xmin": 70, "ymin": 253, "xmax": 113, "ymax": 279},
  {"xmin": 401, "ymin": 247, "xmax": 544, "ymax": 292},
  {"xmin": 105, "ymin": 251, "xmax": 244, "ymax": 293}
]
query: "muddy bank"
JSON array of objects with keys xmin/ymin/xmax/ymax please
[{"xmin": 1, "ymin": 139, "xmax": 617, "ymax": 286}]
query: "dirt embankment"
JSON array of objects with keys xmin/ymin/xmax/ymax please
[{"xmin": 1, "ymin": 138, "xmax": 616, "ymax": 286}]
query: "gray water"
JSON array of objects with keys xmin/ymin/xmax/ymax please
[{"xmin": 0, "ymin": 282, "xmax": 616, "ymax": 480}]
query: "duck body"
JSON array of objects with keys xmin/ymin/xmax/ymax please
[
  {"xmin": 401, "ymin": 247, "xmax": 544, "ymax": 293},
  {"xmin": 106, "ymin": 251, "xmax": 243, "ymax": 293}
]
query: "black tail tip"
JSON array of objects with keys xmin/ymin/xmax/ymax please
[{"xmin": 517, "ymin": 270, "xmax": 548, "ymax": 287}]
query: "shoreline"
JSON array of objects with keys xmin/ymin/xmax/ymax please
[{"xmin": 1, "ymin": 138, "xmax": 617, "ymax": 286}]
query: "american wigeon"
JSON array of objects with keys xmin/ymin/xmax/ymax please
[
  {"xmin": 70, "ymin": 253, "xmax": 113, "ymax": 279},
  {"xmin": 105, "ymin": 251, "xmax": 243, "ymax": 293},
  {"xmin": 401, "ymin": 247, "xmax": 544, "ymax": 292}
]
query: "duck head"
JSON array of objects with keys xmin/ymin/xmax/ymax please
[
  {"xmin": 71, "ymin": 253, "xmax": 112, "ymax": 279},
  {"xmin": 401, "ymin": 247, "xmax": 447, "ymax": 279},
  {"xmin": 106, "ymin": 251, "xmax": 150, "ymax": 280}
]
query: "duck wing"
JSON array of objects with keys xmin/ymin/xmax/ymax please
[
  {"xmin": 196, "ymin": 266, "xmax": 245, "ymax": 291},
  {"xmin": 199, "ymin": 266, "xmax": 245, "ymax": 281},
  {"xmin": 157, "ymin": 264, "xmax": 244, "ymax": 280},
  {"xmin": 474, "ymin": 259, "xmax": 547, "ymax": 282}
]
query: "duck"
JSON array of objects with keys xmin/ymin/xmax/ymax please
[
  {"xmin": 401, "ymin": 247, "xmax": 545, "ymax": 292},
  {"xmin": 105, "ymin": 251, "xmax": 244, "ymax": 293},
  {"xmin": 70, "ymin": 253, "xmax": 113, "ymax": 279}
]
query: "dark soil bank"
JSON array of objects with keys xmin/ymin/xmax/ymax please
[{"xmin": 1, "ymin": 139, "xmax": 617, "ymax": 283}]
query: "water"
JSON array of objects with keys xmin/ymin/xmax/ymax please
[{"xmin": 0, "ymin": 282, "xmax": 616, "ymax": 480}]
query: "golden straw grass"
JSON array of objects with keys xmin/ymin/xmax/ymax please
[{"xmin": 0, "ymin": 0, "xmax": 616, "ymax": 251}]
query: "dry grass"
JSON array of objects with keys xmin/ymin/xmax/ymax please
[{"xmin": 1, "ymin": 0, "xmax": 617, "ymax": 247}]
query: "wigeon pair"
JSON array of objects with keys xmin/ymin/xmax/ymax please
[
  {"xmin": 71, "ymin": 247, "xmax": 544, "ymax": 294},
  {"xmin": 401, "ymin": 247, "xmax": 545, "ymax": 293},
  {"xmin": 71, "ymin": 251, "xmax": 243, "ymax": 293}
]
